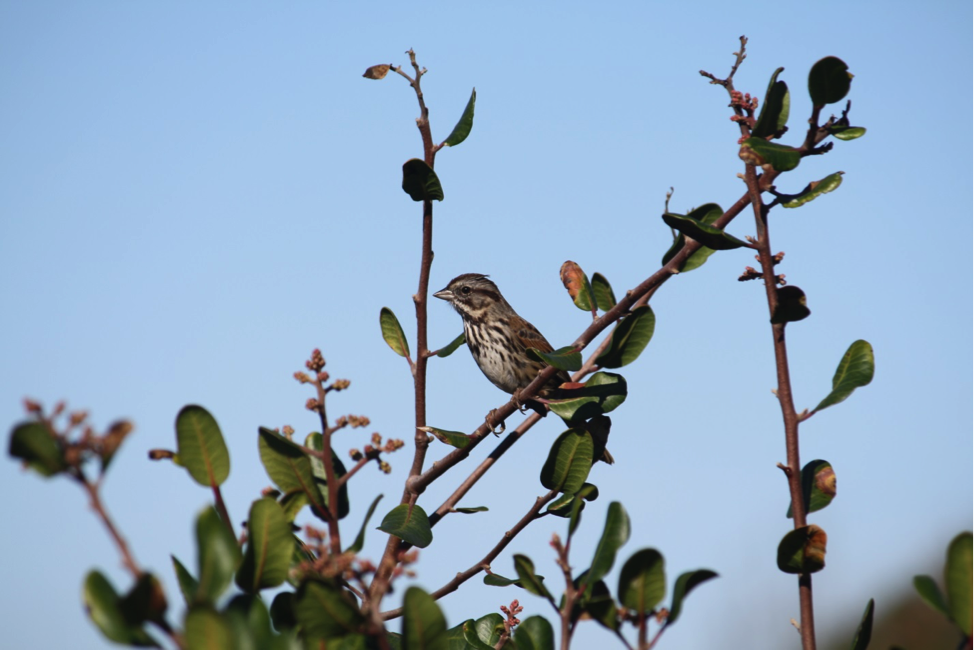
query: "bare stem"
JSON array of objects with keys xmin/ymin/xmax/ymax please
[
  {"xmin": 380, "ymin": 491, "xmax": 559, "ymax": 620},
  {"xmin": 315, "ymin": 380, "xmax": 342, "ymax": 556},
  {"xmin": 744, "ymin": 158, "xmax": 816, "ymax": 650},
  {"xmin": 80, "ymin": 477, "xmax": 141, "ymax": 579},
  {"xmin": 552, "ymin": 535, "xmax": 577, "ymax": 650},
  {"xmin": 371, "ymin": 48, "xmax": 438, "ymax": 605}
]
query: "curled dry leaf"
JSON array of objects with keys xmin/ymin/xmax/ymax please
[
  {"xmin": 805, "ymin": 525, "xmax": 828, "ymax": 570},
  {"xmin": 560, "ymin": 261, "xmax": 586, "ymax": 302},
  {"xmin": 363, "ymin": 64, "xmax": 391, "ymax": 80},
  {"xmin": 814, "ymin": 465, "xmax": 836, "ymax": 498}
]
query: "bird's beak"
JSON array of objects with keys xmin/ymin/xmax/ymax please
[{"xmin": 433, "ymin": 288, "xmax": 452, "ymax": 301}]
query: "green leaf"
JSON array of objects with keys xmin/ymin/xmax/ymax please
[
  {"xmin": 752, "ymin": 67, "xmax": 790, "ymax": 139},
  {"xmin": 435, "ymin": 332, "xmax": 466, "ymax": 358},
  {"xmin": 914, "ymin": 575, "xmax": 949, "ymax": 617},
  {"xmin": 235, "ymin": 498, "xmax": 293, "ymax": 593},
  {"xmin": 346, "ymin": 494, "xmax": 384, "ymax": 554},
  {"xmin": 781, "ymin": 172, "xmax": 844, "ymax": 208},
  {"xmin": 443, "ymin": 87, "xmax": 476, "ymax": 147},
  {"xmin": 402, "ymin": 158, "xmax": 444, "ymax": 202},
  {"xmin": 258, "ymin": 427, "xmax": 327, "ymax": 516},
  {"xmin": 591, "ymin": 273, "xmax": 617, "ymax": 311},
  {"xmin": 527, "ymin": 345, "xmax": 582, "ymax": 372},
  {"xmin": 322, "ymin": 634, "xmax": 371, "ymax": 650},
  {"xmin": 851, "ymin": 599, "xmax": 874, "ymax": 650},
  {"xmin": 545, "ymin": 492, "xmax": 577, "ymax": 518},
  {"xmin": 380, "ymin": 307, "xmax": 411, "ymax": 358},
  {"xmin": 568, "ymin": 487, "xmax": 587, "ymax": 537},
  {"xmin": 661, "ymin": 204, "xmax": 723, "ymax": 272},
  {"xmin": 377, "ymin": 504, "xmax": 433, "ymax": 548},
  {"xmin": 194, "ymin": 506, "xmax": 241, "ymax": 604},
  {"xmin": 305, "ymin": 432, "xmax": 350, "ymax": 520},
  {"xmin": 567, "ymin": 484, "xmax": 598, "ymax": 537},
  {"xmin": 830, "ymin": 126, "xmax": 866, "ymax": 141},
  {"xmin": 482, "ymin": 572, "xmax": 522, "ymax": 587},
  {"xmin": 777, "ymin": 525, "xmax": 827, "ymax": 574},
  {"xmin": 419, "ymin": 426, "xmax": 472, "ymax": 449},
  {"xmin": 295, "ymin": 580, "xmax": 365, "ymax": 640},
  {"xmin": 787, "ymin": 459, "xmax": 837, "ymax": 518},
  {"xmin": 83, "ymin": 571, "xmax": 159, "ymax": 647},
  {"xmin": 442, "ymin": 620, "xmax": 475, "ymax": 650},
  {"xmin": 8, "ymin": 421, "xmax": 64, "ymax": 477},
  {"xmin": 513, "ymin": 616, "xmax": 555, "ymax": 650},
  {"xmin": 662, "ymin": 212, "xmax": 748, "ymax": 250},
  {"xmin": 666, "ymin": 569, "xmax": 718, "ymax": 627},
  {"xmin": 771, "ymin": 285, "xmax": 811, "ymax": 324},
  {"xmin": 463, "ymin": 614, "xmax": 504, "ymax": 649},
  {"xmin": 662, "ymin": 204, "xmax": 722, "ymax": 272},
  {"xmin": 579, "ymin": 578, "xmax": 619, "ymax": 631},
  {"xmin": 539, "ymin": 428, "xmax": 593, "ymax": 494},
  {"xmin": 945, "ymin": 532, "xmax": 973, "ymax": 635},
  {"xmin": 120, "ymin": 572, "xmax": 168, "ymax": 625},
  {"xmin": 171, "ymin": 555, "xmax": 199, "ymax": 606},
  {"xmin": 185, "ymin": 606, "xmax": 233, "ymax": 650},
  {"xmin": 548, "ymin": 371, "xmax": 628, "ymax": 424},
  {"xmin": 175, "ymin": 405, "xmax": 230, "ymax": 487},
  {"xmin": 454, "ymin": 506, "xmax": 489, "ymax": 514},
  {"xmin": 402, "ymin": 586, "xmax": 447, "ymax": 650},
  {"xmin": 813, "ymin": 340, "xmax": 875, "ymax": 412},
  {"xmin": 740, "ymin": 138, "xmax": 802, "ymax": 172},
  {"xmin": 809, "ymin": 56, "xmax": 852, "ymax": 107},
  {"xmin": 596, "ymin": 306, "xmax": 655, "ymax": 369},
  {"xmin": 269, "ymin": 591, "xmax": 297, "ymax": 631},
  {"xmin": 661, "ymin": 233, "xmax": 717, "ymax": 273},
  {"xmin": 618, "ymin": 549, "xmax": 666, "ymax": 615},
  {"xmin": 225, "ymin": 595, "xmax": 273, "ymax": 650},
  {"xmin": 513, "ymin": 554, "xmax": 552, "ymax": 600},
  {"xmin": 278, "ymin": 490, "xmax": 309, "ymax": 521},
  {"xmin": 580, "ymin": 483, "xmax": 600, "ymax": 501},
  {"xmin": 587, "ymin": 502, "xmax": 631, "ymax": 584}
]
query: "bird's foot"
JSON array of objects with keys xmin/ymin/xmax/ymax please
[{"xmin": 486, "ymin": 409, "xmax": 505, "ymax": 435}]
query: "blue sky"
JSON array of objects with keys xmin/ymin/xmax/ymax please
[{"xmin": 2, "ymin": 2, "xmax": 971, "ymax": 649}]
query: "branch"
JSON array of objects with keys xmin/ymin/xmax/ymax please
[
  {"xmin": 380, "ymin": 490, "xmax": 559, "ymax": 620},
  {"xmin": 315, "ymin": 378, "xmax": 343, "ymax": 556},
  {"xmin": 79, "ymin": 477, "xmax": 141, "ymax": 579},
  {"xmin": 743, "ymin": 149, "xmax": 817, "ymax": 650},
  {"xmin": 371, "ymin": 48, "xmax": 438, "ymax": 605}
]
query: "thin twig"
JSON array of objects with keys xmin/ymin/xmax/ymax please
[
  {"xmin": 314, "ymin": 379, "xmax": 342, "ymax": 556},
  {"xmin": 80, "ymin": 478, "xmax": 141, "ymax": 579},
  {"xmin": 370, "ymin": 48, "xmax": 438, "ymax": 605},
  {"xmin": 337, "ymin": 456, "xmax": 372, "ymax": 487},
  {"xmin": 380, "ymin": 491, "xmax": 559, "ymax": 620},
  {"xmin": 744, "ymin": 135, "xmax": 817, "ymax": 650}
]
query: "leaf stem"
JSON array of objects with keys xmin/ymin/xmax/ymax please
[{"xmin": 210, "ymin": 483, "xmax": 235, "ymax": 539}]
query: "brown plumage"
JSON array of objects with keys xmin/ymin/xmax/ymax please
[
  {"xmin": 434, "ymin": 273, "xmax": 613, "ymax": 463},
  {"xmin": 433, "ymin": 273, "xmax": 570, "ymax": 399}
]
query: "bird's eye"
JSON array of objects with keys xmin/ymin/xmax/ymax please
[{"xmin": 460, "ymin": 286, "xmax": 471, "ymax": 295}]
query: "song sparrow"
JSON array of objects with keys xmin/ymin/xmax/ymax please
[{"xmin": 434, "ymin": 273, "xmax": 613, "ymax": 463}]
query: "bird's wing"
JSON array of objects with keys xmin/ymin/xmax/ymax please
[{"xmin": 517, "ymin": 321, "xmax": 555, "ymax": 354}]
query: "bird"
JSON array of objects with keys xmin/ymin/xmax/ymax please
[{"xmin": 433, "ymin": 273, "xmax": 613, "ymax": 463}]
